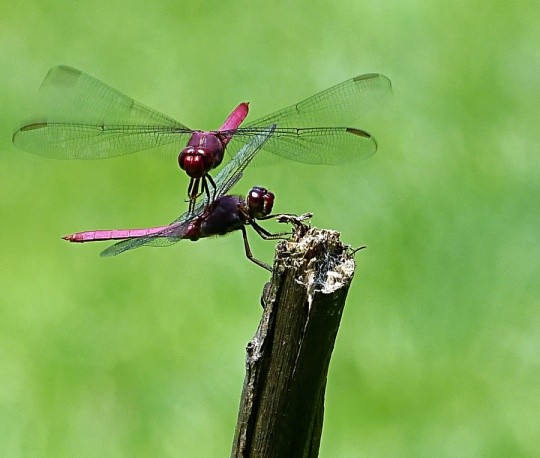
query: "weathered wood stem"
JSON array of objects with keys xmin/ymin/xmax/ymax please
[{"xmin": 232, "ymin": 225, "xmax": 356, "ymax": 457}]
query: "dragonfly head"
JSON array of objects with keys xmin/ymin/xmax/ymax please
[
  {"xmin": 247, "ymin": 186, "xmax": 274, "ymax": 219},
  {"xmin": 178, "ymin": 132, "xmax": 225, "ymax": 178},
  {"xmin": 178, "ymin": 146, "xmax": 217, "ymax": 178}
]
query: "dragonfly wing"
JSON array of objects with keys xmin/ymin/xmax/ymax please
[
  {"xmin": 224, "ymin": 74, "xmax": 390, "ymax": 165},
  {"xmin": 228, "ymin": 126, "xmax": 377, "ymax": 165},
  {"xmin": 212, "ymin": 125, "xmax": 276, "ymax": 195},
  {"xmin": 13, "ymin": 66, "xmax": 192, "ymax": 159},
  {"xmin": 244, "ymin": 73, "xmax": 391, "ymax": 129},
  {"xmin": 99, "ymin": 236, "xmax": 180, "ymax": 257},
  {"xmin": 38, "ymin": 65, "xmax": 185, "ymax": 126},
  {"xmin": 100, "ymin": 222, "xmax": 188, "ymax": 256},
  {"xmin": 13, "ymin": 123, "xmax": 190, "ymax": 159}
]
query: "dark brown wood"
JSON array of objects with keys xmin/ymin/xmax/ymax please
[{"xmin": 232, "ymin": 225, "xmax": 356, "ymax": 457}]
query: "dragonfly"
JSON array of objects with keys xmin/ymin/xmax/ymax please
[
  {"xmin": 13, "ymin": 66, "xmax": 391, "ymax": 212},
  {"xmin": 62, "ymin": 127, "xmax": 308, "ymax": 271}
]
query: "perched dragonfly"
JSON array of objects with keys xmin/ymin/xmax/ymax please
[
  {"xmin": 13, "ymin": 66, "xmax": 391, "ymax": 211},
  {"xmin": 62, "ymin": 127, "xmax": 306, "ymax": 271}
]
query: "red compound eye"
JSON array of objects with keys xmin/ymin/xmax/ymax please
[
  {"xmin": 178, "ymin": 147, "xmax": 215, "ymax": 178},
  {"xmin": 247, "ymin": 186, "xmax": 274, "ymax": 219}
]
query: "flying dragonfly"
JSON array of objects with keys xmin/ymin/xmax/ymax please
[
  {"xmin": 62, "ymin": 127, "xmax": 308, "ymax": 271},
  {"xmin": 13, "ymin": 66, "xmax": 391, "ymax": 212}
]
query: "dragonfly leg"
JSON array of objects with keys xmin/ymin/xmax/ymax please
[
  {"xmin": 206, "ymin": 173, "xmax": 217, "ymax": 203},
  {"xmin": 187, "ymin": 178, "xmax": 201, "ymax": 213},
  {"xmin": 241, "ymin": 226, "xmax": 272, "ymax": 272},
  {"xmin": 201, "ymin": 173, "xmax": 217, "ymax": 209},
  {"xmin": 238, "ymin": 206, "xmax": 290, "ymax": 240},
  {"xmin": 201, "ymin": 176, "xmax": 211, "ymax": 208},
  {"xmin": 250, "ymin": 219, "xmax": 290, "ymax": 240},
  {"xmin": 259, "ymin": 212, "xmax": 313, "ymax": 222},
  {"xmin": 251, "ymin": 211, "xmax": 313, "ymax": 240}
]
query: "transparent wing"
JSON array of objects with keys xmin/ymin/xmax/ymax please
[
  {"xmin": 245, "ymin": 73, "xmax": 391, "ymax": 129},
  {"xmin": 214, "ymin": 125, "xmax": 276, "ymax": 195},
  {"xmin": 229, "ymin": 126, "xmax": 376, "ymax": 165},
  {"xmin": 12, "ymin": 65, "xmax": 192, "ymax": 159},
  {"xmin": 226, "ymin": 73, "xmax": 391, "ymax": 165}
]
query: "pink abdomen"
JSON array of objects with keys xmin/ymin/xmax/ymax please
[{"xmin": 63, "ymin": 225, "xmax": 171, "ymax": 242}]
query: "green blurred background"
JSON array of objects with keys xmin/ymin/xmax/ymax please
[{"xmin": 1, "ymin": 0, "xmax": 539, "ymax": 456}]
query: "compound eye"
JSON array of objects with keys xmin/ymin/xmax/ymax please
[
  {"xmin": 247, "ymin": 186, "xmax": 274, "ymax": 218},
  {"xmin": 178, "ymin": 147, "xmax": 215, "ymax": 178}
]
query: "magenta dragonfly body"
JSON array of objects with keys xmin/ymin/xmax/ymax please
[
  {"xmin": 13, "ymin": 66, "xmax": 391, "ymax": 210},
  {"xmin": 62, "ymin": 128, "xmax": 292, "ymax": 271}
]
